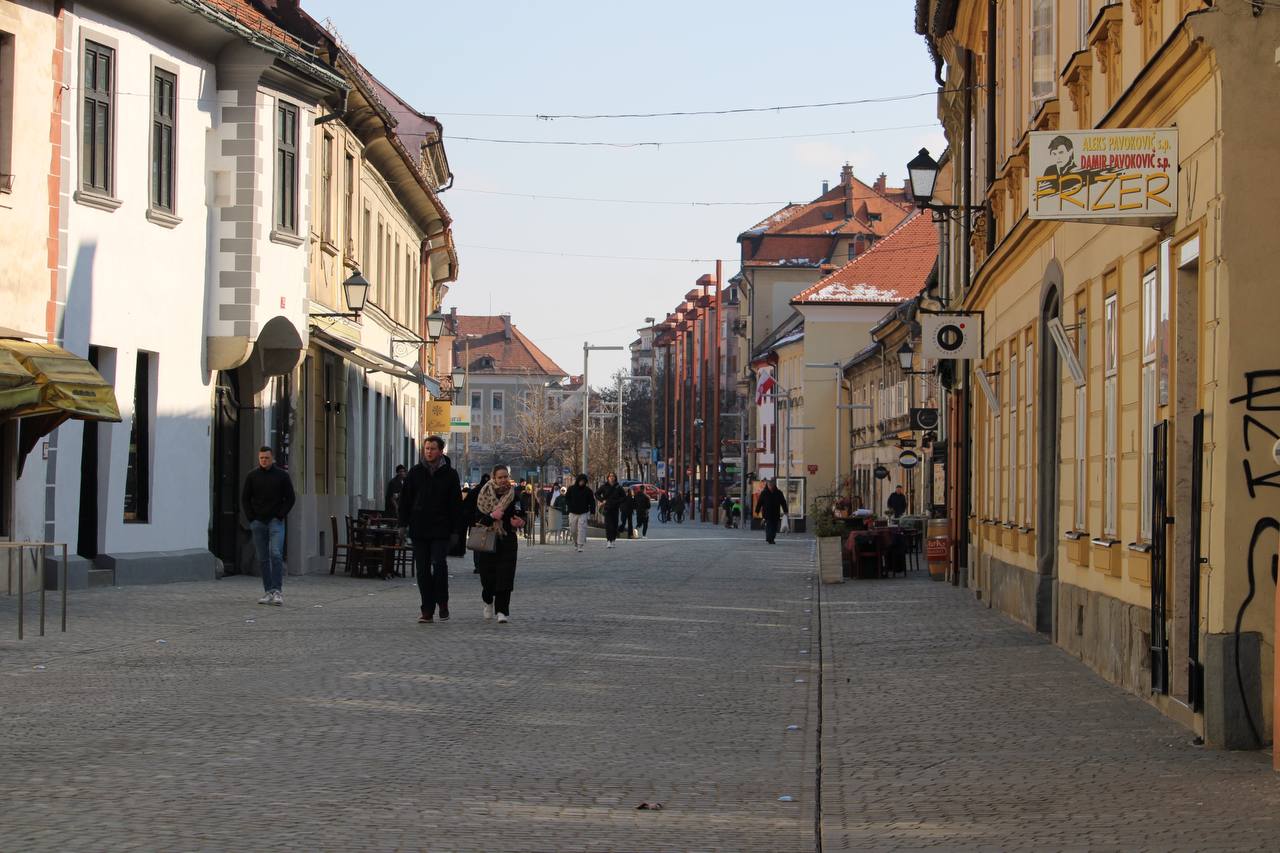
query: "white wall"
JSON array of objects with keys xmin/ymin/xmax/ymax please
[{"xmin": 54, "ymin": 9, "xmax": 217, "ymax": 553}]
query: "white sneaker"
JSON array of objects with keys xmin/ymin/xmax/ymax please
[
  {"xmin": 576, "ymin": 547, "xmax": 583, "ymax": 553},
  {"xmin": 483, "ymin": 602, "xmax": 494, "ymax": 621},
  {"xmin": 257, "ymin": 593, "xmax": 273, "ymax": 605},
  {"xmin": 496, "ymin": 613, "xmax": 509, "ymax": 624},
  {"xmin": 270, "ymin": 591, "xmax": 283, "ymax": 606},
  {"xmin": 607, "ymin": 542, "xmax": 614, "ymax": 549}
]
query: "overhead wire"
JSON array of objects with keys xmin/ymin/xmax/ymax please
[
  {"xmin": 429, "ymin": 122, "xmax": 939, "ymax": 148},
  {"xmin": 450, "ymin": 188, "xmax": 917, "ymax": 207},
  {"xmin": 457, "ymin": 240, "xmax": 941, "ymax": 265}
]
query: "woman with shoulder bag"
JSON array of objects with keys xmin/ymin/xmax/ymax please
[{"xmin": 471, "ymin": 464, "xmax": 526, "ymax": 623}]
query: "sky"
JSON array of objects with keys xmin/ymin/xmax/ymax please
[{"xmin": 304, "ymin": 0, "xmax": 946, "ymax": 380}]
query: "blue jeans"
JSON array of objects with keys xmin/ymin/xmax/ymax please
[
  {"xmin": 414, "ymin": 537, "xmax": 451, "ymax": 615},
  {"xmin": 250, "ymin": 519, "xmax": 285, "ymax": 593}
]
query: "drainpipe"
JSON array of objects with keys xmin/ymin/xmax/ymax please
[{"xmin": 986, "ymin": 0, "xmax": 997, "ymax": 257}]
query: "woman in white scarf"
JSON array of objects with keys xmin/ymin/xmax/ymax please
[{"xmin": 472, "ymin": 465, "xmax": 526, "ymax": 623}]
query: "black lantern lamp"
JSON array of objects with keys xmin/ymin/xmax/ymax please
[
  {"xmin": 426, "ymin": 311, "xmax": 446, "ymax": 342},
  {"xmin": 905, "ymin": 147, "xmax": 984, "ymax": 221},
  {"xmin": 310, "ymin": 271, "xmax": 370, "ymax": 319}
]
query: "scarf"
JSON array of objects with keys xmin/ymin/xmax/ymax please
[{"xmin": 475, "ymin": 480, "xmax": 516, "ymax": 527}]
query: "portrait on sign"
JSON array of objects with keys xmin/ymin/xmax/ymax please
[{"xmin": 1029, "ymin": 129, "xmax": 1177, "ymax": 225}]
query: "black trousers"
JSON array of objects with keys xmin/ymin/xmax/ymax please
[
  {"xmin": 604, "ymin": 509, "xmax": 619, "ymax": 542},
  {"xmin": 764, "ymin": 519, "xmax": 779, "ymax": 543},
  {"xmin": 635, "ymin": 512, "xmax": 649, "ymax": 536},
  {"xmin": 413, "ymin": 537, "xmax": 450, "ymax": 614},
  {"xmin": 481, "ymin": 587, "xmax": 512, "ymax": 616}
]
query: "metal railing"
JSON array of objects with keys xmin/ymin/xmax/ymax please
[{"xmin": 2, "ymin": 542, "xmax": 69, "ymax": 640}]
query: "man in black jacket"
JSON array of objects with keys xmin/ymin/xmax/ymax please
[
  {"xmin": 242, "ymin": 446, "xmax": 295, "ymax": 605},
  {"xmin": 563, "ymin": 474, "xmax": 596, "ymax": 552},
  {"xmin": 596, "ymin": 474, "xmax": 626, "ymax": 548},
  {"xmin": 631, "ymin": 485, "xmax": 652, "ymax": 538},
  {"xmin": 754, "ymin": 478, "xmax": 789, "ymax": 545},
  {"xmin": 398, "ymin": 436, "xmax": 462, "ymax": 623}
]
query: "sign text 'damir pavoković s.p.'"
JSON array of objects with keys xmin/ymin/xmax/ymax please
[{"xmin": 1028, "ymin": 128, "xmax": 1177, "ymax": 226}]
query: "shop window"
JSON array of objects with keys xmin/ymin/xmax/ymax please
[{"xmin": 123, "ymin": 352, "xmax": 155, "ymax": 523}]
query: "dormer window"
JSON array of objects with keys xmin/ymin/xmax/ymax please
[{"xmin": 476, "ymin": 356, "xmax": 496, "ymax": 370}]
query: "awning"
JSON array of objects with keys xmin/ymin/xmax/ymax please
[
  {"xmin": 0, "ymin": 340, "xmax": 122, "ymax": 475},
  {"xmin": 309, "ymin": 330, "xmax": 441, "ymax": 395}
]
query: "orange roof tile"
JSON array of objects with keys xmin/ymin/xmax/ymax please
[
  {"xmin": 449, "ymin": 315, "xmax": 566, "ymax": 377},
  {"xmin": 791, "ymin": 212, "xmax": 937, "ymax": 306}
]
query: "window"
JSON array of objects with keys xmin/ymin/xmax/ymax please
[
  {"xmin": 149, "ymin": 67, "xmax": 176, "ymax": 212},
  {"xmin": 1140, "ymin": 267, "xmax": 1157, "ymax": 540},
  {"xmin": 1031, "ymin": 0, "xmax": 1056, "ymax": 107},
  {"xmin": 1103, "ymin": 292, "xmax": 1118, "ymax": 537},
  {"xmin": 275, "ymin": 101, "xmax": 298, "ymax": 232},
  {"xmin": 343, "ymin": 153, "xmax": 355, "ymax": 254},
  {"xmin": 124, "ymin": 352, "xmax": 154, "ymax": 523},
  {"xmin": 471, "ymin": 390, "xmax": 481, "ymax": 411},
  {"xmin": 0, "ymin": 31, "xmax": 13, "ymax": 186},
  {"xmin": 1009, "ymin": 352, "xmax": 1018, "ymax": 522},
  {"xmin": 393, "ymin": 236, "xmax": 401, "ymax": 319},
  {"xmin": 492, "ymin": 391, "xmax": 503, "ymax": 412},
  {"xmin": 1010, "ymin": 0, "xmax": 1022, "ymax": 145},
  {"xmin": 1024, "ymin": 341, "xmax": 1034, "ymax": 527},
  {"xmin": 376, "ymin": 219, "xmax": 384, "ymax": 301},
  {"xmin": 320, "ymin": 133, "xmax": 333, "ymax": 241},
  {"xmin": 1074, "ymin": 306, "xmax": 1088, "ymax": 531},
  {"xmin": 1078, "ymin": 0, "xmax": 1091, "ymax": 52},
  {"xmin": 993, "ymin": 359, "xmax": 1003, "ymax": 519},
  {"xmin": 361, "ymin": 206, "xmax": 371, "ymax": 270},
  {"xmin": 82, "ymin": 40, "xmax": 114, "ymax": 194},
  {"xmin": 491, "ymin": 413, "xmax": 503, "ymax": 444}
]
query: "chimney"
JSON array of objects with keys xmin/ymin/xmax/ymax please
[
  {"xmin": 841, "ymin": 162, "xmax": 854, "ymax": 218},
  {"xmin": 874, "ymin": 172, "xmax": 887, "ymax": 193},
  {"xmin": 449, "ymin": 306, "xmax": 458, "ymax": 331},
  {"xmin": 499, "ymin": 313, "xmax": 513, "ymax": 341},
  {"xmin": 821, "ymin": 180, "xmax": 829, "ymax": 195}
]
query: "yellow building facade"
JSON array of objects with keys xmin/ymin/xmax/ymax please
[{"xmin": 921, "ymin": 0, "xmax": 1280, "ymax": 749}]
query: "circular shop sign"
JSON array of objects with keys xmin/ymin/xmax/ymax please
[
  {"xmin": 899, "ymin": 450, "xmax": 921, "ymax": 469},
  {"xmin": 874, "ymin": 464, "xmax": 890, "ymax": 480},
  {"xmin": 933, "ymin": 322, "xmax": 967, "ymax": 354}
]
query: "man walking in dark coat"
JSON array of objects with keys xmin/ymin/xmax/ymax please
[
  {"xmin": 596, "ymin": 474, "xmax": 626, "ymax": 548},
  {"xmin": 564, "ymin": 473, "xmax": 596, "ymax": 552},
  {"xmin": 887, "ymin": 484, "xmax": 908, "ymax": 519},
  {"xmin": 754, "ymin": 478, "xmax": 788, "ymax": 545},
  {"xmin": 242, "ymin": 446, "xmax": 295, "ymax": 605},
  {"xmin": 398, "ymin": 436, "xmax": 462, "ymax": 623},
  {"xmin": 631, "ymin": 485, "xmax": 652, "ymax": 538}
]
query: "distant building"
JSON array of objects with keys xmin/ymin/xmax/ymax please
[{"xmin": 446, "ymin": 312, "xmax": 567, "ymax": 484}]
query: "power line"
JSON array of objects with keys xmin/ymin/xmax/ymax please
[
  {"xmin": 430, "ymin": 87, "xmax": 974, "ymax": 120},
  {"xmin": 457, "ymin": 240, "xmax": 940, "ymax": 265},
  {"xmin": 441, "ymin": 122, "xmax": 939, "ymax": 149},
  {"xmin": 452, "ymin": 187, "xmax": 919, "ymax": 208}
]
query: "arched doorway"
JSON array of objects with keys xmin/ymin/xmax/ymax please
[{"xmin": 1035, "ymin": 262, "xmax": 1064, "ymax": 638}]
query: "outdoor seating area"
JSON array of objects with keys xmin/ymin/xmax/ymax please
[
  {"xmin": 329, "ymin": 511, "xmax": 413, "ymax": 579},
  {"xmin": 839, "ymin": 516, "xmax": 925, "ymax": 580}
]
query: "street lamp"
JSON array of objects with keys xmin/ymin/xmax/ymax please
[
  {"xmin": 426, "ymin": 311, "xmax": 446, "ymax": 342},
  {"xmin": 309, "ymin": 271, "xmax": 370, "ymax": 319},
  {"xmin": 582, "ymin": 343, "xmax": 624, "ymax": 476},
  {"xmin": 906, "ymin": 148, "xmax": 983, "ymax": 220},
  {"xmin": 896, "ymin": 341, "xmax": 932, "ymax": 375}
]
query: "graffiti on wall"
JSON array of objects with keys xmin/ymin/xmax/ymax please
[{"xmin": 1228, "ymin": 370, "xmax": 1280, "ymax": 745}]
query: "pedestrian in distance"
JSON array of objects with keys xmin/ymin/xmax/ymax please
[
  {"xmin": 631, "ymin": 485, "xmax": 651, "ymax": 538},
  {"xmin": 398, "ymin": 435, "xmax": 462, "ymax": 624},
  {"xmin": 471, "ymin": 464, "xmax": 526, "ymax": 624},
  {"xmin": 657, "ymin": 491, "xmax": 670, "ymax": 523},
  {"xmin": 385, "ymin": 464, "xmax": 407, "ymax": 517},
  {"xmin": 564, "ymin": 474, "xmax": 596, "ymax": 552},
  {"xmin": 596, "ymin": 474, "xmax": 626, "ymax": 548},
  {"xmin": 621, "ymin": 486, "xmax": 636, "ymax": 539},
  {"xmin": 887, "ymin": 484, "xmax": 908, "ymax": 519},
  {"xmin": 671, "ymin": 491, "xmax": 686, "ymax": 523},
  {"xmin": 242, "ymin": 445, "xmax": 295, "ymax": 606},
  {"xmin": 755, "ymin": 478, "xmax": 789, "ymax": 545}
]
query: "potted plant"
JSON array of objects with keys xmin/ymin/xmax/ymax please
[{"xmin": 810, "ymin": 493, "xmax": 846, "ymax": 584}]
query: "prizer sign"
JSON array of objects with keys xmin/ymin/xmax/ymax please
[{"xmin": 1029, "ymin": 128, "xmax": 1177, "ymax": 225}]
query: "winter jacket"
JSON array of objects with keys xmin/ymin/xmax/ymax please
[
  {"xmin": 564, "ymin": 483, "xmax": 595, "ymax": 514},
  {"xmin": 471, "ymin": 489, "xmax": 527, "ymax": 589},
  {"xmin": 887, "ymin": 491, "xmax": 908, "ymax": 518},
  {"xmin": 596, "ymin": 482, "xmax": 626, "ymax": 512},
  {"xmin": 755, "ymin": 486, "xmax": 789, "ymax": 522},
  {"xmin": 241, "ymin": 465, "xmax": 296, "ymax": 523},
  {"xmin": 632, "ymin": 493, "xmax": 652, "ymax": 516},
  {"xmin": 398, "ymin": 457, "xmax": 462, "ymax": 541}
]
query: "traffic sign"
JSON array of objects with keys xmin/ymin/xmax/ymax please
[{"xmin": 899, "ymin": 449, "xmax": 921, "ymax": 469}]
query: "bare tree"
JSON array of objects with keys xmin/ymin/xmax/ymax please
[{"xmin": 510, "ymin": 388, "xmax": 572, "ymax": 481}]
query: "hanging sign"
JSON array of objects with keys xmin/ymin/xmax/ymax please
[
  {"xmin": 1029, "ymin": 128, "xmax": 1177, "ymax": 225},
  {"xmin": 899, "ymin": 450, "xmax": 920, "ymax": 469},
  {"xmin": 449, "ymin": 405, "xmax": 470, "ymax": 430},
  {"xmin": 921, "ymin": 313, "xmax": 982, "ymax": 360},
  {"xmin": 874, "ymin": 464, "xmax": 890, "ymax": 480},
  {"xmin": 423, "ymin": 400, "xmax": 451, "ymax": 434}
]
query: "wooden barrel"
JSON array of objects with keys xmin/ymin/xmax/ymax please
[{"xmin": 926, "ymin": 518, "xmax": 950, "ymax": 580}]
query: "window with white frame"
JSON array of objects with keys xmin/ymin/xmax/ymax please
[
  {"xmin": 1024, "ymin": 341, "xmax": 1034, "ymax": 527},
  {"xmin": 150, "ymin": 66, "xmax": 176, "ymax": 213},
  {"xmin": 1008, "ymin": 352, "xmax": 1018, "ymax": 522},
  {"xmin": 1140, "ymin": 267, "xmax": 1157, "ymax": 540},
  {"xmin": 491, "ymin": 391, "xmax": 503, "ymax": 412},
  {"xmin": 320, "ymin": 132, "xmax": 332, "ymax": 241},
  {"xmin": 343, "ymin": 153, "xmax": 354, "ymax": 254},
  {"xmin": 1103, "ymin": 293, "xmax": 1118, "ymax": 537},
  {"xmin": 994, "ymin": 360, "xmax": 1003, "ymax": 519},
  {"xmin": 470, "ymin": 390, "xmax": 481, "ymax": 412},
  {"xmin": 1078, "ymin": 0, "xmax": 1091, "ymax": 52},
  {"xmin": 1031, "ymin": 0, "xmax": 1057, "ymax": 107},
  {"xmin": 274, "ymin": 100, "xmax": 298, "ymax": 232},
  {"xmin": 82, "ymin": 40, "xmax": 115, "ymax": 195},
  {"xmin": 1074, "ymin": 306, "xmax": 1088, "ymax": 531}
]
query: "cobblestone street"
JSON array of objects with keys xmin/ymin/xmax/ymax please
[{"xmin": 3, "ymin": 522, "xmax": 1279, "ymax": 852}]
